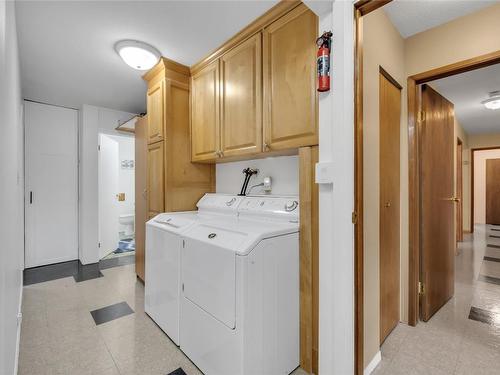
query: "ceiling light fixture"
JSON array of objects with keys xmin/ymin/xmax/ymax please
[
  {"xmin": 482, "ymin": 91, "xmax": 500, "ymax": 110},
  {"xmin": 115, "ymin": 40, "xmax": 160, "ymax": 71}
]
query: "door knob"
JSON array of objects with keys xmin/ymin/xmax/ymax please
[
  {"xmin": 384, "ymin": 202, "xmax": 391, "ymax": 208},
  {"xmin": 445, "ymin": 197, "xmax": 460, "ymax": 202}
]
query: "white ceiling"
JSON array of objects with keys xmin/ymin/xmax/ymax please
[
  {"xmin": 15, "ymin": 1, "xmax": 279, "ymax": 114},
  {"xmin": 384, "ymin": 0, "xmax": 498, "ymax": 38},
  {"xmin": 431, "ymin": 64, "xmax": 500, "ymax": 135}
]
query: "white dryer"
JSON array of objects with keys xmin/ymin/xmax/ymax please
[
  {"xmin": 180, "ymin": 196, "xmax": 300, "ymax": 375},
  {"xmin": 144, "ymin": 194, "xmax": 243, "ymax": 345}
]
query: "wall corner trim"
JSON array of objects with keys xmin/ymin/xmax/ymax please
[{"xmin": 364, "ymin": 351, "xmax": 382, "ymax": 375}]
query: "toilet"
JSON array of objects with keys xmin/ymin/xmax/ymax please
[{"xmin": 119, "ymin": 213, "xmax": 135, "ymax": 238}]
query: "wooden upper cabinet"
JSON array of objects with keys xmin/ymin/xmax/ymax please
[
  {"xmin": 191, "ymin": 61, "xmax": 220, "ymax": 162},
  {"xmin": 220, "ymin": 33, "xmax": 262, "ymax": 158},
  {"xmin": 263, "ymin": 4, "xmax": 318, "ymax": 151},
  {"xmin": 147, "ymin": 79, "xmax": 165, "ymax": 144},
  {"xmin": 147, "ymin": 141, "xmax": 165, "ymax": 217}
]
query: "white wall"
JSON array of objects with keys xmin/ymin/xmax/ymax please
[
  {"xmin": 79, "ymin": 105, "xmax": 135, "ymax": 264},
  {"xmin": 0, "ymin": 1, "xmax": 24, "ymax": 373},
  {"xmin": 216, "ymin": 156, "xmax": 299, "ymax": 196},
  {"xmin": 473, "ymin": 149, "xmax": 500, "ymax": 224}
]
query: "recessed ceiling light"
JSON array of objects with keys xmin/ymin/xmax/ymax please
[
  {"xmin": 115, "ymin": 40, "xmax": 160, "ymax": 71},
  {"xmin": 482, "ymin": 91, "xmax": 500, "ymax": 110}
]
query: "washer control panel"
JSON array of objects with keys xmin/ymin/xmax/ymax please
[{"xmin": 238, "ymin": 196, "xmax": 299, "ymax": 220}]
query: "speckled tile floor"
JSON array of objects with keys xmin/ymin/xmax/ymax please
[
  {"xmin": 374, "ymin": 225, "xmax": 500, "ymax": 375},
  {"xmin": 19, "ymin": 262, "xmax": 308, "ymax": 375}
]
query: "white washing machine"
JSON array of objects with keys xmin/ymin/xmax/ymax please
[
  {"xmin": 144, "ymin": 194, "xmax": 243, "ymax": 345},
  {"xmin": 180, "ymin": 195, "xmax": 300, "ymax": 375}
]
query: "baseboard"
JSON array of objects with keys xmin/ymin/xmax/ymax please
[
  {"xmin": 14, "ymin": 283, "xmax": 23, "ymax": 375},
  {"xmin": 364, "ymin": 351, "xmax": 381, "ymax": 375}
]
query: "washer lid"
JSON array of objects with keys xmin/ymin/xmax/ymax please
[{"xmin": 147, "ymin": 212, "xmax": 198, "ymax": 233}]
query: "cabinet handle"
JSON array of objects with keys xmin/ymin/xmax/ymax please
[{"xmin": 263, "ymin": 143, "xmax": 270, "ymax": 151}]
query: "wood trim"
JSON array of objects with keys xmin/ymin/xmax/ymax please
[
  {"xmin": 379, "ymin": 66, "xmax": 402, "ymax": 90},
  {"xmin": 354, "ymin": 0, "xmax": 392, "ymax": 15},
  {"xmin": 354, "ymin": 7, "xmax": 364, "ymax": 375},
  {"xmin": 190, "ymin": 1, "xmax": 301, "ymax": 74},
  {"xmin": 470, "ymin": 146, "xmax": 500, "ymax": 233},
  {"xmin": 299, "ymin": 146, "xmax": 313, "ymax": 373},
  {"xmin": 407, "ymin": 50, "xmax": 500, "ymax": 329},
  {"xmin": 411, "ymin": 49, "xmax": 500, "ymax": 84}
]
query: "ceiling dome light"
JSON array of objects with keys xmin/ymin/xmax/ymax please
[
  {"xmin": 482, "ymin": 91, "xmax": 500, "ymax": 110},
  {"xmin": 115, "ymin": 40, "xmax": 160, "ymax": 71}
]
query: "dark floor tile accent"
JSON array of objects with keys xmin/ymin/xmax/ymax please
[
  {"xmin": 484, "ymin": 256, "xmax": 500, "ymax": 263},
  {"xmin": 490, "ymin": 235, "xmax": 500, "ymax": 239},
  {"xmin": 469, "ymin": 306, "xmax": 500, "ymax": 327},
  {"xmin": 478, "ymin": 274, "xmax": 500, "ymax": 285},
  {"xmin": 167, "ymin": 368, "xmax": 187, "ymax": 375},
  {"xmin": 100, "ymin": 254, "xmax": 135, "ymax": 270},
  {"xmin": 23, "ymin": 260, "xmax": 80, "ymax": 285},
  {"xmin": 90, "ymin": 301, "xmax": 134, "ymax": 325},
  {"xmin": 487, "ymin": 244, "xmax": 500, "ymax": 249},
  {"xmin": 73, "ymin": 262, "xmax": 103, "ymax": 282},
  {"xmin": 24, "ymin": 255, "xmax": 135, "ymax": 285}
]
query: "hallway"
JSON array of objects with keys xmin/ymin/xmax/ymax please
[{"xmin": 375, "ymin": 225, "xmax": 500, "ymax": 375}]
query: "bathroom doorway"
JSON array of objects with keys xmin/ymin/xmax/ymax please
[{"xmin": 98, "ymin": 133, "xmax": 135, "ymax": 260}]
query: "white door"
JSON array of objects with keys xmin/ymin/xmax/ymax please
[
  {"xmin": 25, "ymin": 101, "xmax": 78, "ymax": 268},
  {"xmin": 98, "ymin": 134, "xmax": 119, "ymax": 258}
]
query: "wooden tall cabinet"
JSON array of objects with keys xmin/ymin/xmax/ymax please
[
  {"xmin": 135, "ymin": 116, "xmax": 148, "ymax": 281},
  {"xmin": 263, "ymin": 5, "xmax": 318, "ymax": 151},
  {"xmin": 143, "ymin": 57, "xmax": 215, "ymax": 217},
  {"xmin": 190, "ymin": 3, "xmax": 317, "ymax": 162}
]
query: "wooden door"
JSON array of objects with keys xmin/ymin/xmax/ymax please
[
  {"xmin": 147, "ymin": 141, "xmax": 165, "ymax": 218},
  {"xmin": 456, "ymin": 139, "xmax": 463, "ymax": 242},
  {"xmin": 379, "ymin": 70, "xmax": 401, "ymax": 343},
  {"xmin": 191, "ymin": 60, "xmax": 220, "ymax": 161},
  {"xmin": 135, "ymin": 116, "xmax": 148, "ymax": 281},
  {"xmin": 220, "ymin": 33, "xmax": 262, "ymax": 158},
  {"xmin": 486, "ymin": 159, "xmax": 500, "ymax": 225},
  {"xmin": 420, "ymin": 85, "xmax": 455, "ymax": 321},
  {"xmin": 263, "ymin": 4, "xmax": 318, "ymax": 151},
  {"xmin": 147, "ymin": 79, "xmax": 165, "ymax": 144}
]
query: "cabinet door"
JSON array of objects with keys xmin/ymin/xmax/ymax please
[
  {"xmin": 263, "ymin": 5, "xmax": 318, "ymax": 151},
  {"xmin": 220, "ymin": 33, "xmax": 262, "ymax": 158},
  {"xmin": 191, "ymin": 61, "xmax": 220, "ymax": 162},
  {"xmin": 147, "ymin": 80, "xmax": 165, "ymax": 144},
  {"xmin": 147, "ymin": 141, "xmax": 165, "ymax": 217}
]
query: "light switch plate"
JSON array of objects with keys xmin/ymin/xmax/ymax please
[{"xmin": 315, "ymin": 162, "xmax": 334, "ymax": 184}]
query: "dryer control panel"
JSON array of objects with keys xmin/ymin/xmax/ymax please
[{"xmin": 197, "ymin": 194, "xmax": 244, "ymax": 215}]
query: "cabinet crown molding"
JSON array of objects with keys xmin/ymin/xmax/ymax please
[{"xmin": 143, "ymin": 57, "xmax": 190, "ymax": 82}]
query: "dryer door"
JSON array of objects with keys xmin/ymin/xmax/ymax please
[{"xmin": 182, "ymin": 225, "xmax": 246, "ymax": 329}]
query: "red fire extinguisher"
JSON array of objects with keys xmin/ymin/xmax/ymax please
[{"xmin": 316, "ymin": 31, "xmax": 333, "ymax": 92}]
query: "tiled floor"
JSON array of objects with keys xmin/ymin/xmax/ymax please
[
  {"xmin": 19, "ymin": 260, "xmax": 309, "ymax": 375},
  {"xmin": 374, "ymin": 225, "xmax": 500, "ymax": 375}
]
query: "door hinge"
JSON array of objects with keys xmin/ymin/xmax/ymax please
[
  {"xmin": 182, "ymin": 239, "xmax": 185, "ymax": 248},
  {"xmin": 352, "ymin": 211, "xmax": 358, "ymax": 224},
  {"xmin": 418, "ymin": 281, "xmax": 425, "ymax": 295},
  {"xmin": 98, "ymin": 242, "xmax": 101, "ymax": 248},
  {"xmin": 182, "ymin": 283, "xmax": 184, "ymax": 292},
  {"xmin": 417, "ymin": 110, "xmax": 426, "ymax": 123},
  {"xmin": 98, "ymin": 145, "xmax": 101, "ymax": 151}
]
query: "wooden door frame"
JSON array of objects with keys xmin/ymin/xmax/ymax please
[
  {"xmin": 407, "ymin": 50, "xmax": 500, "ymax": 325},
  {"xmin": 456, "ymin": 137, "xmax": 463, "ymax": 244},
  {"xmin": 353, "ymin": 1, "xmax": 393, "ymax": 374},
  {"xmin": 470, "ymin": 146, "xmax": 500, "ymax": 233}
]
